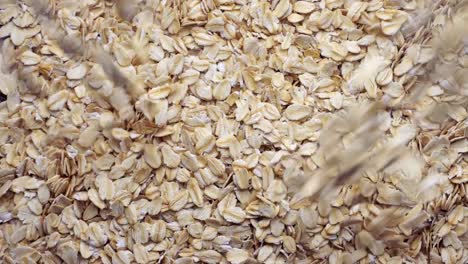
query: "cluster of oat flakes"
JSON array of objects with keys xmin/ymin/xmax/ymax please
[{"xmin": 0, "ymin": 0, "xmax": 467, "ymax": 263}]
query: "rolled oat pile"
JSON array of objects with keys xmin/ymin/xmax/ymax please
[{"xmin": 0, "ymin": 0, "xmax": 467, "ymax": 263}]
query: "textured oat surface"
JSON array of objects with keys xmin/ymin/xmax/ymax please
[{"xmin": 0, "ymin": 0, "xmax": 467, "ymax": 263}]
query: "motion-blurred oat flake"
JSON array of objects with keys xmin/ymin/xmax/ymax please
[{"xmin": 0, "ymin": 0, "xmax": 467, "ymax": 263}]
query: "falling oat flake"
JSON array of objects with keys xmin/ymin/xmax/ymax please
[{"xmin": 0, "ymin": 0, "xmax": 467, "ymax": 263}]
